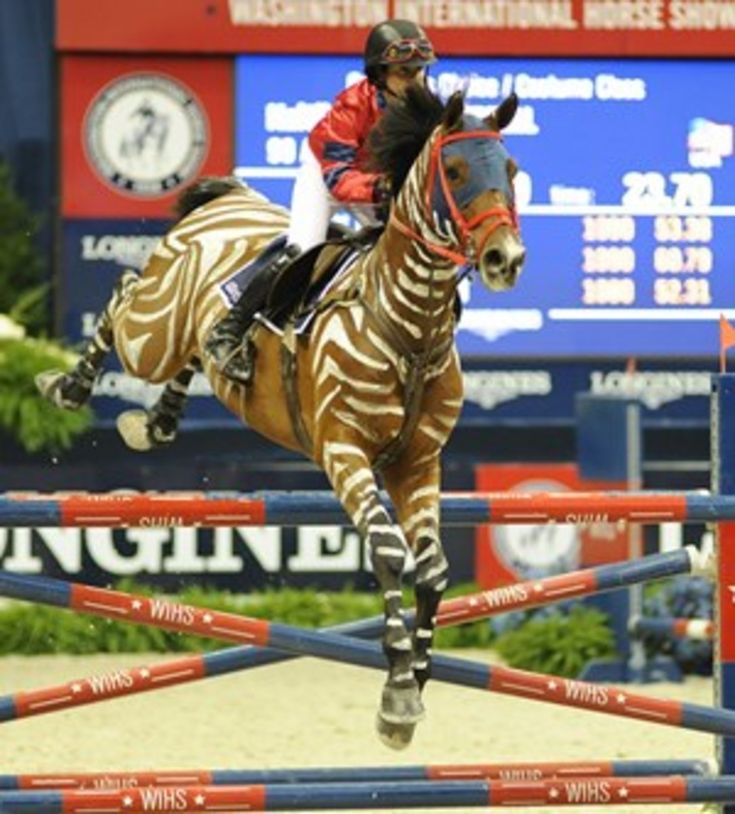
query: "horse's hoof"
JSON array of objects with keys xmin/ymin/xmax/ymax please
[
  {"xmin": 35, "ymin": 370, "xmax": 89, "ymax": 410},
  {"xmin": 116, "ymin": 410, "xmax": 154, "ymax": 451},
  {"xmin": 379, "ymin": 683, "xmax": 425, "ymax": 725},
  {"xmin": 375, "ymin": 715, "xmax": 416, "ymax": 751},
  {"xmin": 117, "ymin": 410, "xmax": 177, "ymax": 451}
]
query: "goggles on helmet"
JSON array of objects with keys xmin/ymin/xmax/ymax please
[{"xmin": 380, "ymin": 38, "xmax": 435, "ymax": 65}]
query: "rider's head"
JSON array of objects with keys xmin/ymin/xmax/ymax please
[{"xmin": 364, "ymin": 19, "xmax": 436, "ymax": 99}]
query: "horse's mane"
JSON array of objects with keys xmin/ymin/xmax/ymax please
[
  {"xmin": 369, "ymin": 84, "xmax": 446, "ymax": 195},
  {"xmin": 174, "ymin": 176, "xmax": 243, "ymax": 221}
]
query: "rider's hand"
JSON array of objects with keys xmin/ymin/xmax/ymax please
[{"xmin": 373, "ymin": 175, "xmax": 392, "ymax": 223}]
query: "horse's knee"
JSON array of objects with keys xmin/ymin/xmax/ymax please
[
  {"xmin": 369, "ymin": 527, "xmax": 407, "ymax": 587},
  {"xmin": 415, "ymin": 538, "xmax": 449, "ymax": 594}
]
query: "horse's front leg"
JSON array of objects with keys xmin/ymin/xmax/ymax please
[
  {"xmin": 319, "ymin": 439, "xmax": 423, "ymax": 747},
  {"xmin": 382, "ymin": 455, "xmax": 448, "ymax": 696}
]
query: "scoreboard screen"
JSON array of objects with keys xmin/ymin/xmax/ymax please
[{"xmin": 235, "ymin": 55, "xmax": 735, "ymax": 357}]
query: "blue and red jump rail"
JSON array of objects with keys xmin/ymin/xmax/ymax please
[{"xmin": 0, "ymin": 489, "xmax": 734, "ymax": 528}]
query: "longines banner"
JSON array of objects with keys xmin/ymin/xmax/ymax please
[
  {"xmin": 0, "ymin": 505, "xmax": 476, "ymax": 590},
  {"xmin": 0, "ymin": 524, "xmax": 406, "ymax": 591},
  {"xmin": 58, "ymin": 219, "xmax": 716, "ymax": 427},
  {"xmin": 57, "ymin": 0, "xmax": 735, "ymax": 57}
]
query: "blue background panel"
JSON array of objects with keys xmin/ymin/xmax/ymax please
[{"xmin": 235, "ymin": 55, "xmax": 735, "ymax": 358}]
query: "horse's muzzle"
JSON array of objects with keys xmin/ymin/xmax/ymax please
[{"xmin": 479, "ymin": 243, "xmax": 526, "ymax": 292}]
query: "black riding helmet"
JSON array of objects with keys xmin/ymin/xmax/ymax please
[{"xmin": 364, "ymin": 19, "xmax": 436, "ymax": 87}]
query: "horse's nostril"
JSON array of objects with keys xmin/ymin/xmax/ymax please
[{"xmin": 482, "ymin": 248, "xmax": 504, "ymax": 270}]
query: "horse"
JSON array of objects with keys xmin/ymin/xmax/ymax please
[{"xmin": 37, "ymin": 85, "xmax": 526, "ymax": 749}]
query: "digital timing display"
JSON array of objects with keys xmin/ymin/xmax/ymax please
[{"xmin": 235, "ymin": 55, "xmax": 735, "ymax": 357}]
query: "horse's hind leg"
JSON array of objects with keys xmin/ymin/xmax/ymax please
[
  {"xmin": 319, "ymin": 440, "xmax": 423, "ymax": 748},
  {"xmin": 36, "ymin": 270, "xmax": 139, "ymax": 409},
  {"xmin": 117, "ymin": 358, "xmax": 200, "ymax": 451}
]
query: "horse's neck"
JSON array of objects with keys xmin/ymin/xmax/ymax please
[{"xmin": 361, "ymin": 197, "xmax": 458, "ymax": 357}]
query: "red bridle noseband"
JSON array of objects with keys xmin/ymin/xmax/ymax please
[{"xmin": 390, "ymin": 129, "xmax": 520, "ymax": 267}]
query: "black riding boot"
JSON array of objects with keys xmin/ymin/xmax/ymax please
[{"xmin": 204, "ymin": 244, "xmax": 300, "ymax": 384}]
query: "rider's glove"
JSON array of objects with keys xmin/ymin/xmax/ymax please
[{"xmin": 373, "ymin": 175, "xmax": 392, "ymax": 223}]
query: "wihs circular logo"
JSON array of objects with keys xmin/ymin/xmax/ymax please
[{"xmin": 84, "ymin": 73, "xmax": 209, "ymax": 197}]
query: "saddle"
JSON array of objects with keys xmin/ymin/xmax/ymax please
[
  {"xmin": 260, "ymin": 225, "xmax": 383, "ymax": 329},
  {"xmin": 270, "ymin": 230, "xmax": 465, "ymax": 325}
]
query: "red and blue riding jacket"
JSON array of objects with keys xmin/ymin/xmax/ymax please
[{"xmin": 308, "ymin": 77, "xmax": 386, "ymax": 205}]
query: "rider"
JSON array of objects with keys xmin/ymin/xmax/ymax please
[{"xmin": 204, "ymin": 19, "xmax": 437, "ymax": 384}]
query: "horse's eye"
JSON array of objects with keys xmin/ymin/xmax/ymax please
[{"xmin": 445, "ymin": 166, "xmax": 461, "ymax": 182}]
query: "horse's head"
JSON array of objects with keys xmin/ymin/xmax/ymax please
[
  {"xmin": 427, "ymin": 92, "xmax": 525, "ymax": 291},
  {"xmin": 371, "ymin": 85, "xmax": 526, "ymax": 291}
]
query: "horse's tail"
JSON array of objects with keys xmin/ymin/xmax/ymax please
[{"xmin": 174, "ymin": 176, "xmax": 244, "ymax": 221}]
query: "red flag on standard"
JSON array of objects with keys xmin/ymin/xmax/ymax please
[{"xmin": 720, "ymin": 314, "xmax": 735, "ymax": 373}]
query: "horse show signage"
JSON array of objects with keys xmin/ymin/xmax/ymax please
[
  {"xmin": 57, "ymin": 0, "xmax": 735, "ymax": 56},
  {"xmin": 84, "ymin": 73, "xmax": 209, "ymax": 198},
  {"xmin": 60, "ymin": 56, "xmax": 233, "ymax": 218}
]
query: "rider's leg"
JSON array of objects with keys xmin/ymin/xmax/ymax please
[
  {"xmin": 287, "ymin": 145, "xmax": 334, "ymax": 252},
  {"xmin": 36, "ymin": 269, "xmax": 138, "ymax": 410},
  {"xmin": 203, "ymin": 243, "xmax": 300, "ymax": 385},
  {"xmin": 203, "ymin": 148, "xmax": 333, "ymax": 385}
]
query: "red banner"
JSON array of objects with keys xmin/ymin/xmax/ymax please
[
  {"xmin": 58, "ymin": 0, "xmax": 735, "ymax": 57},
  {"xmin": 718, "ymin": 521, "xmax": 735, "ymax": 661},
  {"xmin": 474, "ymin": 464, "xmax": 628, "ymax": 588},
  {"xmin": 61, "ymin": 56, "xmax": 233, "ymax": 218}
]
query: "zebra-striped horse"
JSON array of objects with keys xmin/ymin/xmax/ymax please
[{"xmin": 37, "ymin": 86, "xmax": 525, "ymax": 748}]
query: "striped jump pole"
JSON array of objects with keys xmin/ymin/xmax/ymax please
[
  {"xmin": 0, "ymin": 547, "xmax": 710, "ymax": 722},
  {"xmin": 1, "ymin": 489, "xmax": 735, "ymax": 527},
  {"xmin": 0, "ymin": 759, "xmax": 715, "ymax": 791},
  {"xmin": 3, "ymin": 776, "xmax": 735, "ymax": 812},
  {"xmin": 2, "ymin": 571, "xmax": 735, "ymax": 738},
  {"xmin": 631, "ymin": 616, "xmax": 714, "ymax": 641},
  {"xmin": 0, "ymin": 544, "xmax": 710, "ymax": 632}
]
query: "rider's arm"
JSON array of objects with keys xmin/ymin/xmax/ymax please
[{"xmin": 308, "ymin": 84, "xmax": 384, "ymax": 206}]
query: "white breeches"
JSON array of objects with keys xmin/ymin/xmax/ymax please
[{"xmin": 287, "ymin": 144, "xmax": 381, "ymax": 252}]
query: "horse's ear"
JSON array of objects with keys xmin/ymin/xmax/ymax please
[
  {"xmin": 485, "ymin": 92, "xmax": 519, "ymax": 132},
  {"xmin": 441, "ymin": 91, "xmax": 465, "ymax": 133}
]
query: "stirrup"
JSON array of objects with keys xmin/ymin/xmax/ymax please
[{"xmin": 211, "ymin": 340, "xmax": 255, "ymax": 385}]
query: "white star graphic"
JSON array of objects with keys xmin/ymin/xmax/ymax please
[
  {"xmin": 533, "ymin": 583, "xmax": 543, "ymax": 593},
  {"xmin": 123, "ymin": 795, "xmax": 133, "ymax": 807},
  {"xmin": 203, "ymin": 613, "xmax": 213, "ymax": 624},
  {"xmin": 616, "ymin": 693, "xmax": 627, "ymax": 704},
  {"xmin": 547, "ymin": 680, "xmax": 558, "ymax": 691},
  {"xmin": 71, "ymin": 683, "xmax": 83, "ymax": 694},
  {"xmin": 139, "ymin": 668, "xmax": 150, "ymax": 679},
  {"xmin": 469, "ymin": 597, "xmax": 478, "ymax": 606},
  {"xmin": 131, "ymin": 599, "xmax": 142, "ymax": 610},
  {"xmin": 549, "ymin": 788, "xmax": 559, "ymax": 799},
  {"xmin": 729, "ymin": 586, "xmax": 735, "ymax": 602},
  {"xmin": 195, "ymin": 793, "xmax": 206, "ymax": 805},
  {"xmin": 618, "ymin": 787, "xmax": 629, "ymax": 799}
]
